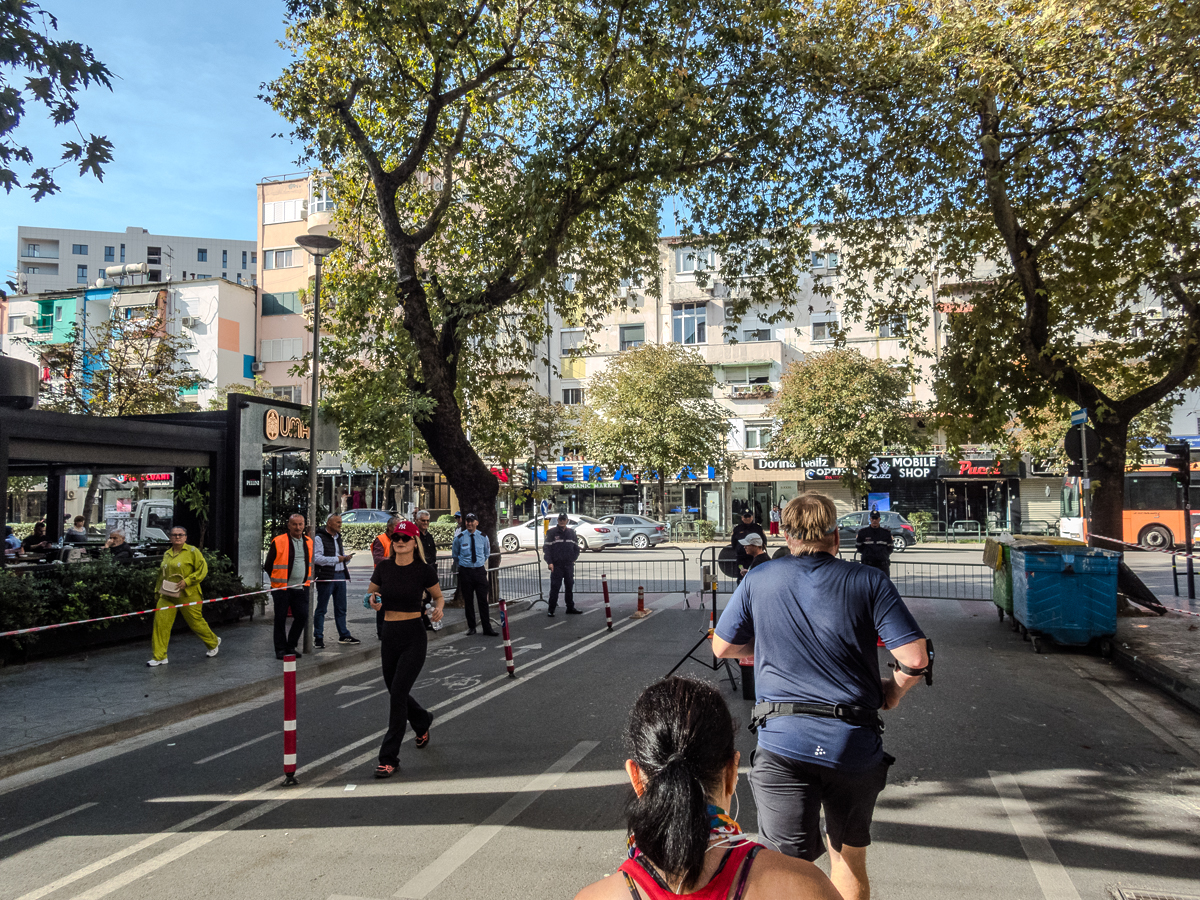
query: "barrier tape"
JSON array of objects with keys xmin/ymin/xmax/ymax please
[{"xmin": 1089, "ymin": 533, "xmax": 1200, "ymax": 562}]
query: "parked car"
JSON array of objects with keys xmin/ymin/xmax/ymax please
[
  {"xmin": 339, "ymin": 508, "xmax": 396, "ymax": 525},
  {"xmin": 497, "ymin": 515, "xmax": 620, "ymax": 553},
  {"xmin": 598, "ymin": 514, "xmax": 669, "ymax": 549},
  {"xmin": 836, "ymin": 511, "xmax": 916, "ymax": 552}
]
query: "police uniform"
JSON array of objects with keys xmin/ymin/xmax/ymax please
[
  {"xmin": 543, "ymin": 520, "xmax": 581, "ymax": 615},
  {"xmin": 855, "ymin": 518, "xmax": 894, "ymax": 577}
]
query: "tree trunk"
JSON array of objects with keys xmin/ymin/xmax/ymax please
[
  {"xmin": 1089, "ymin": 417, "xmax": 1130, "ymax": 550},
  {"xmin": 81, "ymin": 467, "xmax": 100, "ymax": 527},
  {"xmin": 656, "ymin": 473, "xmax": 666, "ymax": 522}
]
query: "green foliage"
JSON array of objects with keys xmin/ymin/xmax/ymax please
[
  {"xmin": 338, "ymin": 523, "xmax": 454, "ymax": 553},
  {"xmin": 435, "ymin": 514, "xmax": 457, "ymax": 526},
  {"xmin": 176, "ymin": 468, "xmax": 210, "ymax": 544},
  {"xmin": 695, "ymin": 520, "xmax": 717, "ymax": 543},
  {"xmin": 580, "ymin": 344, "xmax": 731, "ymax": 518},
  {"xmin": 7, "ymin": 523, "xmax": 36, "ymax": 540},
  {"xmin": 0, "ymin": 0, "xmax": 114, "ymax": 200},
  {"xmin": 768, "ymin": 349, "xmax": 924, "ymax": 498},
  {"xmin": 206, "ymin": 376, "xmax": 276, "ymax": 411},
  {"xmin": 906, "ymin": 511, "xmax": 934, "ymax": 543}
]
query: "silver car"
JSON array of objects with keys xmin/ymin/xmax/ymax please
[
  {"xmin": 497, "ymin": 515, "xmax": 620, "ymax": 553},
  {"xmin": 598, "ymin": 514, "xmax": 669, "ymax": 549}
]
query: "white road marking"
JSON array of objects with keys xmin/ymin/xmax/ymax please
[
  {"xmin": 989, "ymin": 771, "xmax": 1081, "ymax": 900},
  {"xmin": 393, "ymin": 741, "xmax": 600, "ymax": 899},
  {"xmin": 192, "ymin": 733, "xmax": 275, "ymax": 765},
  {"xmin": 545, "ymin": 621, "xmax": 566, "ymax": 629},
  {"xmin": 431, "ymin": 658, "xmax": 468, "ymax": 673},
  {"xmin": 581, "ymin": 608, "xmax": 600, "ymax": 615},
  {"xmin": 344, "ymin": 784, "xmax": 356, "ymax": 792},
  {"xmin": 334, "ymin": 683, "xmax": 378, "ymax": 696},
  {"xmin": 339, "ymin": 689, "xmax": 389, "ymax": 709},
  {"xmin": 511, "ymin": 643, "xmax": 543, "ymax": 656},
  {"xmin": 0, "ymin": 803, "xmax": 97, "ymax": 845}
]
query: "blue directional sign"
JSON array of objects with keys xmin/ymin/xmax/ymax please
[{"xmin": 1070, "ymin": 409, "xmax": 1087, "ymax": 426}]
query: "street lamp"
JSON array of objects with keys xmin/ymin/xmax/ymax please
[{"xmin": 295, "ymin": 233, "xmax": 341, "ymax": 653}]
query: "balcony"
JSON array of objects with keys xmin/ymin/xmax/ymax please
[
  {"xmin": 307, "ymin": 178, "xmax": 335, "ymax": 237},
  {"xmin": 729, "ymin": 383, "xmax": 776, "ymax": 400},
  {"xmin": 699, "ymin": 339, "xmax": 801, "ymax": 370},
  {"xmin": 21, "ymin": 248, "xmax": 59, "ymax": 259}
]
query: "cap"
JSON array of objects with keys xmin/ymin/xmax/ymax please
[
  {"xmin": 740, "ymin": 509, "xmax": 754, "ymax": 517},
  {"xmin": 394, "ymin": 521, "xmax": 420, "ymax": 538},
  {"xmin": 454, "ymin": 511, "xmax": 462, "ymax": 517},
  {"xmin": 464, "ymin": 512, "xmax": 478, "ymax": 521},
  {"xmin": 558, "ymin": 512, "xmax": 569, "ymax": 521},
  {"xmin": 870, "ymin": 510, "xmax": 881, "ymax": 519},
  {"xmin": 738, "ymin": 533, "xmax": 764, "ymax": 547}
]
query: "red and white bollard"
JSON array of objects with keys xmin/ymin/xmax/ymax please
[
  {"xmin": 282, "ymin": 653, "xmax": 299, "ymax": 785},
  {"xmin": 601, "ymin": 573, "xmax": 613, "ymax": 632},
  {"xmin": 498, "ymin": 595, "xmax": 515, "ymax": 678},
  {"xmin": 632, "ymin": 585, "xmax": 650, "ymax": 619}
]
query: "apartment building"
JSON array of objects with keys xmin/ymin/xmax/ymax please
[{"xmin": 13, "ymin": 226, "xmax": 257, "ymax": 295}]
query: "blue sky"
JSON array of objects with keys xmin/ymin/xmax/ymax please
[{"xmin": 1, "ymin": 0, "xmax": 300, "ymax": 275}]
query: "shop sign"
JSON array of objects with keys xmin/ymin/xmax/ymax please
[
  {"xmin": 1029, "ymin": 458, "xmax": 1066, "ymax": 476},
  {"xmin": 801, "ymin": 457, "xmax": 846, "ymax": 480},
  {"xmin": 753, "ymin": 458, "xmax": 799, "ymax": 470},
  {"xmin": 242, "ymin": 469, "xmax": 262, "ymax": 497},
  {"xmin": 113, "ymin": 472, "xmax": 173, "ymax": 484},
  {"xmin": 264, "ymin": 408, "xmax": 310, "ymax": 442},
  {"xmin": 954, "ymin": 459, "xmax": 1001, "ymax": 476},
  {"xmin": 867, "ymin": 455, "xmax": 938, "ymax": 479}
]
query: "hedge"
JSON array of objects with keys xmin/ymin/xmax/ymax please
[{"xmin": 336, "ymin": 522, "xmax": 455, "ymax": 552}]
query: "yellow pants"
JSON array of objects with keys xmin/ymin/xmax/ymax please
[{"xmin": 150, "ymin": 595, "xmax": 218, "ymax": 660}]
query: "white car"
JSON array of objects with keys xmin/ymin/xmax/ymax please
[{"xmin": 497, "ymin": 515, "xmax": 620, "ymax": 553}]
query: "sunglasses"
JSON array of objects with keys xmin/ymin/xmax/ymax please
[{"xmin": 394, "ymin": 534, "xmax": 414, "ymax": 543}]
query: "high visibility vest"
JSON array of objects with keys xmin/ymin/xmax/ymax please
[
  {"xmin": 375, "ymin": 532, "xmax": 392, "ymax": 558},
  {"xmin": 270, "ymin": 533, "xmax": 313, "ymax": 589}
]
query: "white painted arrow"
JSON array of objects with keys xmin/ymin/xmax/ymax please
[
  {"xmin": 335, "ymin": 683, "xmax": 378, "ymax": 696},
  {"xmin": 511, "ymin": 643, "xmax": 543, "ymax": 656}
]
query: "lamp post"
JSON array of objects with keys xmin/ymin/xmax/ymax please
[{"xmin": 295, "ymin": 233, "xmax": 341, "ymax": 653}]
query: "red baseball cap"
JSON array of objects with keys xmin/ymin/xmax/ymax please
[{"xmin": 394, "ymin": 521, "xmax": 419, "ymax": 538}]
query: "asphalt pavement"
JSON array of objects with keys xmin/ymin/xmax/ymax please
[{"xmin": 1, "ymin": 560, "xmax": 1199, "ymax": 900}]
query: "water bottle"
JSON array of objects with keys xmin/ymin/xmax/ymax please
[{"xmin": 426, "ymin": 601, "xmax": 443, "ymax": 631}]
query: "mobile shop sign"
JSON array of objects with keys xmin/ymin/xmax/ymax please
[
  {"xmin": 868, "ymin": 455, "xmax": 938, "ymax": 479},
  {"xmin": 800, "ymin": 457, "xmax": 847, "ymax": 480}
]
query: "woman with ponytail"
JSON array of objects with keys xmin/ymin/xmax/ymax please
[{"xmin": 576, "ymin": 677, "xmax": 839, "ymax": 900}]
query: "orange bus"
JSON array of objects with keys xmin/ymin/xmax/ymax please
[{"xmin": 1060, "ymin": 466, "xmax": 1200, "ymax": 549}]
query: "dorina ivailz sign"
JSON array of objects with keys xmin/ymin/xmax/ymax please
[
  {"xmin": 753, "ymin": 458, "xmax": 800, "ymax": 470},
  {"xmin": 264, "ymin": 408, "xmax": 310, "ymax": 442}
]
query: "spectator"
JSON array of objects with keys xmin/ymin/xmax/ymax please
[
  {"xmin": 713, "ymin": 494, "xmax": 929, "ymax": 900},
  {"xmin": 263, "ymin": 513, "xmax": 313, "ymax": 660},
  {"xmin": 739, "ymin": 532, "xmax": 769, "ymax": 573},
  {"xmin": 313, "ymin": 513, "xmax": 359, "ymax": 648},
  {"xmin": 730, "ymin": 508, "xmax": 767, "ymax": 583},
  {"xmin": 769, "ymin": 503, "xmax": 782, "ymax": 536},
  {"xmin": 64, "ymin": 515, "xmax": 89, "ymax": 544},
  {"xmin": 574, "ymin": 677, "xmax": 839, "ymax": 900},
  {"xmin": 104, "ymin": 530, "xmax": 134, "ymax": 561},
  {"xmin": 147, "ymin": 527, "xmax": 218, "ymax": 666},
  {"xmin": 21, "ymin": 522, "xmax": 51, "ymax": 553},
  {"xmin": 5, "ymin": 526, "xmax": 20, "ymax": 553}
]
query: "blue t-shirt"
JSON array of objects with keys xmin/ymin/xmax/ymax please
[{"xmin": 715, "ymin": 552, "xmax": 925, "ymax": 772}]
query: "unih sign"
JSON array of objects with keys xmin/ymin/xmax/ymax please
[{"xmin": 264, "ymin": 408, "xmax": 310, "ymax": 442}]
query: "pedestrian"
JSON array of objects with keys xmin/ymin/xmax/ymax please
[
  {"xmin": 414, "ymin": 509, "xmax": 438, "ymax": 631},
  {"xmin": 543, "ymin": 512, "xmax": 582, "ymax": 617},
  {"xmin": 147, "ymin": 526, "xmax": 219, "ymax": 666},
  {"xmin": 451, "ymin": 511, "xmax": 464, "ymax": 540},
  {"xmin": 64, "ymin": 515, "xmax": 88, "ymax": 543},
  {"xmin": 104, "ymin": 530, "xmax": 134, "ymax": 561},
  {"xmin": 313, "ymin": 513, "xmax": 360, "ymax": 648},
  {"xmin": 712, "ymin": 494, "xmax": 930, "ymax": 900},
  {"xmin": 371, "ymin": 516, "xmax": 403, "ymax": 639},
  {"xmin": 856, "ymin": 510, "xmax": 894, "ymax": 577},
  {"xmin": 769, "ymin": 503, "xmax": 781, "ymax": 536},
  {"xmin": 263, "ymin": 513, "xmax": 313, "ymax": 660},
  {"xmin": 739, "ymin": 532, "xmax": 769, "ymax": 573},
  {"xmin": 574, "ymin": 676, "xmax": 840, "ymax": 900},
  {"xmin": 366, "ymin": 520, "xmax": 444, "ymax": 778},
  {"xmin": 451, "ymin": 512, "xmax": 497, "ymax": 636},
  {"xmin": 730, "ymin": 508, "xmax": 767, "ymax": 583}
]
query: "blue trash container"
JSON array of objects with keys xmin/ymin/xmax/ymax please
[{"xmin": 1012, "ymin": 546, "xmax": 1120, "ymax": 653}]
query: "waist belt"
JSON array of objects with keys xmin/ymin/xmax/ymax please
[{"xmin": 749, "ymin": 701, "xmax": 884, "ymax": 735}]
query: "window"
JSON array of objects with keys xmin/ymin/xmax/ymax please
[
  {"xmin": 25, "ymin": 243, "xmax": 39, "ymax": 257},
  {"xmin": 672, "ymin": 302, "xmax": 707, "ymax": 344},
  {"xmin": 55, "ymin": 306, "xmax": 63, "ymax": 321},
  {"xmin": 561, "ymin": 357, "xmax": 585, "ymax": 379},
  {"xmin": 97, "ymin": 268, "xmax": 105, "ymax": 279},
  {"xmin": 104, "ymin": 246, "xmax": 114, "ymax": 262},
  {"xmin": 148, "ymin": 269, "xmax": 161, "ymax": 281},
  {"xmin": 271, "ymin": 385, "xmax": 304, "ymax": 403},
  {"xmin": 311, "ymin": 180, "xmax": 334, "ymax": 212},
  {"xmin": 251, "ymin": 274, "xmax": 257, "ymax": 287},
  {"xmin": 827, "ymin": 250, "xmax": 839, "ymax": 269},
  {"xmin": 675, "ymin": 247, "xmax": 714, "ymax": 274},
  {"xmin": 262, "ymin": 199, "xmax": 305, "ymax": 224},
  {"xmin": 8, "ymin": 314, "xmax": 21, "ymax": 331},
  {"xmin": 241, "ymin": 251, "xmax": 247, "ymax": 270},
  {"xmin": 37, "ymin": 300, "xmax": 53, "ymax": 332},
  {"xmin": 262, "ymin": 291, "xmax": 302, "ymax": 316},
  {"xmin": 620, "ymin": 323, "xmax": 645, "ymax": 350},
  {"xmin": 811, "ymin": 251, "xmax": 825, "ymax": 268},
  {"xmin": 561, "ymin": 329, "xmax": 585, "ymax": 352},
  {"xmin": 25, "ymin": 266, "xmax": 39, "ymax": 274},
  {"xmin": 76, "ymin": 264, "xmax": 88, "ymax": 284},
  {"xmin": 222, "ymin": 250, "xmax": 228, "ymax": 268},
  {"xmin": 1126, "ymin": 475, "xmax": 1182, "ymax": 511},
  {"xmin": 263, "ymin": 249, "xmax": 297, "ymax": 269},
  {"xmin": 251, "ymin": 251, "xmax": 257, "ymax": 265},
  {"xmin": 811, "ymin": 315, "xmax": 838, "ymax": 341},
  {"xmin": 72, "ymin": 244, "xmax": 88, "ymax": 255},
  {"xmin": 743, "ymin": 328, "xmax": 770, "ymax": 342},
  {"xmin": 197, "ymin": 249, "xmax": 208, "ymax": 262},
  {"xmin": 563, "ymin": 388, "xmax": 584, "ymax": 405},
  {"xmin": 260, "ymin": 338, "xmax": 303, "ymax": 362},
  {"xmin": 147, "ymin": 246, "xmax": 162, "ymax": 265},
  {"xmin": 724, "ymin": 365, "xmax": 772, "ymax": 385},
  {"xmin": 879, "ymin": 316, "xmax": 907, "ymax": 338},
  {"xmin": 120, "ymin": 244, "xmax": 125, "ymax": 263},
  {"xmin": 745, "ymin": 423, "xmax": 773, "ymax": 449},
  {"xmin": 236, "ymin": 274, "xmax": 243, "ymax": 285}
]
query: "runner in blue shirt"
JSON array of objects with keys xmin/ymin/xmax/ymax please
[{"xmin": 714, "ymin": 493, "xmax": 930, "ymax": 900}]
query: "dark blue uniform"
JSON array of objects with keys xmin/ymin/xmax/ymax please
[{"xmin": 543, "ymin": 524, "xmax": 580, "ymax": 614}]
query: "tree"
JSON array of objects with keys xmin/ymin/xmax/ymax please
[
  {"xmin": 24, "ymin": 312, "xmax": 205, "ymax": 525},
  {"xmin": 1, "ymin": 1, "xmax": 114, "ymax": 200},
  {"xmin": 6, "ymin": 474, "xmax": 43, "ymax": 522},
  {"xmin": 768, "ymin": 349, "xmax": 922, "ymax": 498},
  {"xmin": 579, "ymin": 344, "xmax": 729, "ymax": 518},
  {"xmin": 469, "ymin": 383, "xmax": 573, "ymax": 521},
  {"xmin": 266, "ymin": 0, "xmax": 808, "ymax": 548},
  {"xmin": 205, "ymin": 376, "xmax": 275, "ymax": 411},
  {"xmin": 723, "ymin": 0, "xmax": 1200, "ymax": 545}
]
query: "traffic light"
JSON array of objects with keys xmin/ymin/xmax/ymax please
[{"xmin": 1164, "ymin": 441, "xmax": 1191, "ymax": 478}]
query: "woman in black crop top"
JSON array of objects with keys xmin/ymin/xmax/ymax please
[{"xmin": 367, "ymin": 520, "xmax": 444, "ymax": 777}]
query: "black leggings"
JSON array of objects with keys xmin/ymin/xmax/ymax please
[{"xmin": 378, "ymin": 618, "xmax": 432, "ymax": 766}]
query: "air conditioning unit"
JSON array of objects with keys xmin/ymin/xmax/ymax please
[
  {"xmin": 21, "ymin": 315, "xmax": 37, "ymax": 327},
  {"xmin": 66, "ymin": 490, "xmax": 76, "ymax": 500},
  {"xmin": 251, "ymin": 361, "xmax": 267, "ymax": 374},
  {"xmin": 180, "ymin": 316, "xmax": 197, "ymax": 329}
]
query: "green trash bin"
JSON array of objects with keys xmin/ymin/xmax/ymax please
[{"xmin": 992, "ymin": 545, "xmax": 1013, "ymax": 622}]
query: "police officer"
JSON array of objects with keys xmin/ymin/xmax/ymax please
[
  {"xmin": 543, "ymin": 512, "xmax": 582, "ymax": 616},
  {"xmin": 730, "ymin": 508, "xmax": 768, "ymax": 583},
  {"xmin": 856, "ymin": 509, "xmax": 894, "ymax": 577}
]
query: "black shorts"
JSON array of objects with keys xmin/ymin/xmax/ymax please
[{"xmin": 749, "ymin": 746, "xmax": 894, "ymax": 861}]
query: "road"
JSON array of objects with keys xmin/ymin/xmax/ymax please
[{"xmin": 1, "ymin": 545, "xmax": 1199, "ymax": 900}]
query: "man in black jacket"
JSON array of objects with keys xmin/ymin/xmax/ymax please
[
  {"xmin": 543, "ymin": 512, "xmax": 582, "ymax": 616},
  {"xmin": 730, "ymin": 508, "xmax": 768, "ymax": 583},
  {"xmin": 856, "ymin": 509, "xmax": 894, "ymax": 577},
  {"xmin": 313, "ymin": 514, "xmax": 359, "ymax": 649}
]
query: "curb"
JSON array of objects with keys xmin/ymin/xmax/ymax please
[
  {"xmin": 0, "ymin": 605, "xmax": 524, "ymax": 782},
  {"xmin": 1110, "ymin": 642, "xmax": 1200, "ymax": 718}
]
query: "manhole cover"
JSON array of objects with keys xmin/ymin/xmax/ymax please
[{"xmin": 1113, "ymin": 890, "xmax": 1200, "ymax": 900}]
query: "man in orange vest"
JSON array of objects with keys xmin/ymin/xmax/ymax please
[{"xmin": 263, "ymin": 513, "xmax": 313, "ymax": 660}]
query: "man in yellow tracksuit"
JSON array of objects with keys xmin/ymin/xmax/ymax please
[{"xmin": 147, "ymin": 526, "xmax": 217, "ymax": 666}]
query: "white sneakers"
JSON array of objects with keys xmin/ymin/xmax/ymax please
[
  {"xmin": 146, "ymin": 658, "xmax": 168, "ymax": 667},
  {"xmin": 206, "ymin": 637, "xmax": 222, "ymax": 658}
]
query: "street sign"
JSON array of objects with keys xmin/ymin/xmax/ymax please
[
  {"xmin": 1064, "ymin": 426, "xmax": 1099, "ymax": 464},
  {"xmin": 1070, "ymin": 409, "xmax": 1087, "ymax": 426}
]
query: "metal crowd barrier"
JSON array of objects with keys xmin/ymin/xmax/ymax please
[{"xmin": 572, "ymin": 546, "xmax": 690, "ymax": 597}]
